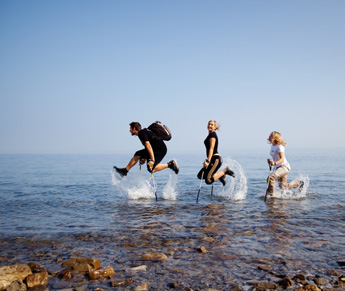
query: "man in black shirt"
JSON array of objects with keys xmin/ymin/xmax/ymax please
[{"xmin": 114, "ymin": 122, "xmax": 179, "ymax": 177}]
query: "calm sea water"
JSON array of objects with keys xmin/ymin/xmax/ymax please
[{"xmin": 0, "ymin": 150, "xmax": 344, "ymax": 289}]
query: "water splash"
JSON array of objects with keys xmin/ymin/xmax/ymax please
[
  {"xmin": 162, "ymin": 174, "xmax": 177, "ymax": 200},
  {"xmin": 217, "ymin": 157, "xmax": 247, "ymax": 200},
  {"xmin": 111, "ymin": 169, "xmax": 156, "ymax": 200},
  {"xmin": 271, "ymin": 174, "xmax": 310, "ymax": 200}
]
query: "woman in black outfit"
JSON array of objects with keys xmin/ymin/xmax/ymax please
[{"xmin": 197, "ymin": 120, "xmax": 235, "ymax": 186}]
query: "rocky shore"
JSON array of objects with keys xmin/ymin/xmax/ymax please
[{"xmin": 1, "ymin": 255, "xmax": 344, "ymax": 291}]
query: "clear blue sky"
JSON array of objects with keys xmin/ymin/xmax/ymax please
[{"xmin": 1, "ymin": 0, "xmax": 344, "ymax": 154}]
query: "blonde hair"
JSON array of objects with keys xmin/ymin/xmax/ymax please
[
  {"xmin": 209, "ymin": 120, "xmax": 220, "ymax": 131},
  {"xmin": 268, "ymin": 131, "xmax": 287, "ymax": 146}
]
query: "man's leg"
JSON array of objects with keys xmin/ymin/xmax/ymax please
[
  {"xmin": 114, "ymin": 149, "xmax": 146, "ymax": 177},
  {"xmin": 125, "ymin": 155, "xmax": 141, "ymax": 171}
]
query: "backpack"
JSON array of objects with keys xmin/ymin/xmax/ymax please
[{"xmin": 148, "ymin": 121, "xmax": 172, "ymax": 141}]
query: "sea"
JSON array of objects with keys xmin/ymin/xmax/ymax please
[{"xmin": 0, "ymin": 149, "xmax": 344, "ymax": 290}]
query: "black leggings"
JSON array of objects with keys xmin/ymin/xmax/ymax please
[{"xmin": 197, "ymin": 155, "xmax": 223, "ymax": 185}]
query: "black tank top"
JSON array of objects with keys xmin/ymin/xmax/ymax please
[{"xmin": 204, "ymin": 131, "xmax": 218, "ymax": 156}]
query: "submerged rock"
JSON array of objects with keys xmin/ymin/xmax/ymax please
[
  {"xmin": 277, "ymin": 276, "xmax": 293, "ymax": 289},
  {"xmin": 56, "ymin": 267, "xmax": 74, "ymax": 280},
  {"xmin": 141, "ymin": 253, "xmax": 168, "ymax": 261},
  {"xmin": 293, "ymin": 274, "xmax": 307, "ymax": 285},
  {"xmin": 61, "ymin": 258, "xmax": 101, "ymax": 272},
  {"xmin": 110, "ymin": 278, "xmax": 133, "ymax": 287},
  {"xmin": 130, "ymin": 265, "xmax": 147, "ymax": 272},
  {"xmin": 295, "ymin": 284, "xmax": 321, "ymax": 291},
  {"xmin": 248, "ymin": 281, "xmax": 278, "ymax": 290},
  {"xmin": 134, "ymin": 283, "xmax": 149, "ymax": 290}
]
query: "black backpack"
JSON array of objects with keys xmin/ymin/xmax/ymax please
[{"xmin": 148, "ymin": 121, "xmax": 172, "ymax": 141}]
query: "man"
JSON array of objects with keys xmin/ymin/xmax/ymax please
[{"xmin": 114, "ymin": 122, "xmax": 179, "ymax": 177}]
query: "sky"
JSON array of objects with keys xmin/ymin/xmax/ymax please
[{"xmin": 1, "ymin": 0, "xmax": 344, "ymax": 155}]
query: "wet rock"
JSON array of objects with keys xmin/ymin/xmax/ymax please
[
  {"xmin": 5, "ymin": 280, "xmax": 27, "ymax": 291},
  {"xmin": 25, "ymin": 272, "xmax": 49, "ymax": 288},
  {"xmin": 110, "ymin": 278, "xmax": 133, "ymax": 287},
  {"xmin": 257, "ymin": 265, "xmax": 272, "ymax": 272},
  {"xmin": 61, "ymin": 258, "xmax": 101, "ymax": 272},
  {"xmin": 75, "ymin": 285, "xmax": 88, "ymax": 291},
  {"xmin": 196, "ymin": 246, "xmax": 208, "ymax": 253},
  {"xmin": 134, "ymin": 283, "xmax": 149, "ymax": 291},
  {"xmin": 277, "ymin": 276, "xmax": 293, "ymax": 289},
  {"xmin": 293, "ymin": 274, "xmax": 307, "ymax": 285},
  {"xmin": 327, "ymin": 269, "xmax": 342, "ymax": 277},
  {"xmin": 336, "ymin": 277, "xmax": 345, "ymax": 287},
  {"xmin": 248, "ymin": 281, "xmax": 278, "ymax": 290},
  {"xmin": 28, "ymin": 263, "xmax": 40, "ymax": 272},
  {"xmin": 141, "ymin": 253, "xmax": 168, "ymax": 261},
  {"xmin": 167, "ymin": 282, "xmax": 179, "ymax": 288},
  {"xmin": 314, "ymin": 277, "xmax": 329, "ymax": 286},
  {"xmin": 337, "ymin": 261, "xmax": 345, "ymax": 267},
  {"xmin": 203, "ymin": 237, "xmax": 215, "ymax": 242},
  {"xmin": 26, "ymin": 286, "xmax": 49, "ymax": 291},
  {"xmin": 56, "ymin": 267, "xmax": 74, "ymax": 280},
  {"xmin": 88, "ymin": 268, "xmax": 114, "ymax": 280},
  {"xmin": 130, "ymin": 265, "xmax": 147, "ymax": 272},
  {"xmin": 0, "ymin": 264, "xmax": 32, "ymax": 290},
  {"xmin": 295, "ymin": 284, "xmax": 321, "ymax": 291}
]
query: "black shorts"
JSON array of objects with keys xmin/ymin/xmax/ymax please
[
  {"xmin": 135, "ymin": 144, "xmax": 167, "ymax": 170},
  {"xmin": 197, "ymin": 155, "xmax": 223, "ymax": 184}
]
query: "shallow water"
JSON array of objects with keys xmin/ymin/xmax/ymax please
[{"xmin": 0, "ymin": 150, "xmax": 344, "ymax": 290}]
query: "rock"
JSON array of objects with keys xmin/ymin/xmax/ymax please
[
  {"xmin": 257, "ymin": 265, "xmax": 272, "ymax": 272},
  {"xmin": 134, "ymin": 283, "xmax": 149, "ymax": 291},
  {"xmin": 110, "ymin": 278, "xmax": 133, "ymax": 287},
  {"xmin": 295, "ymin": 284, "xmax": 321, "ymax": 291},
  {"xmin": 130, "ymin": 265, "xmax": 147, "ymax": 272},
  {"xmin": 141, "ymin": 253, "xmax": 168, "ymax": 261},
  {"xmin": 337, "ymin": 279, "xmax": 345, "ymax": 287},
  {"xmin": 0, "ymin": 264, "xmax": 32, "ymax": 290},
  {"xmin": 27, "ymin": 263, "xmax": 40, "ymax": 272},
  {"xmin": 327, "ymin": 269, "xmax": 342, "ymax": 277},
  {"xmin": 337, "ymin": 261, "xmax": 345, "ymax": 267},
  {"xmin": 196, "ymin": 246, "xmax": 208, "ymax": 253},
  {"xmin": 167, "ymin": 282, "xmax": 179, "ymax": 288},
  {"xmin": 293, "ymin": 274, "xmax": 307, "ymax": 284},
  {"xmin": 203, "ymin": 237, "xmax": 215, "ymax": 242},
  {"xmin": 75, "ymin": 285, "xmax": 88, "ymax": 291},
  {"xmin": 248, "ymin": 281, "xmax": 278, "ymax": 290},
  {"xmin": 61, "ymin": 258, "xmax": 101, "ymax": 272},
  {"xmin": 5, "ymin": 280, "xmax": 27, "ymax": 291},
  {"xmin": 26, "ymin": 286, "xmax": 49, "ymax": 291},
  {"xmin": 56, "ymin": 267, "xmax": 74, "ymax": 280},
  {"xmin": 314, "ymin": 277, "xmax": 329, "ymax": 286},
  {"xmin": 25, "ymin": 272, "xmax": 49, "ymax": 288},
  {"xmin": 88, "ymin": 268, "xmax": 114, "ymax": 280},
  {"xmin": 278, "ymin": 277, "xmax": 293, "ymax": 289}
]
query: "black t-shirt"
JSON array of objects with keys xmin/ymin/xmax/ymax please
[
  {"xmin": 138, "ymin": 128, "xmax": 166, "ymax": 151},
  {"xmin": 204, "ymin": 131, "xmax": 219, "ymax": 156}
]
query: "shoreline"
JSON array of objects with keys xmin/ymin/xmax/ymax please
[{"xmin": 1, "ymin": 233, "xmax": 344, "ymax": 291}]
